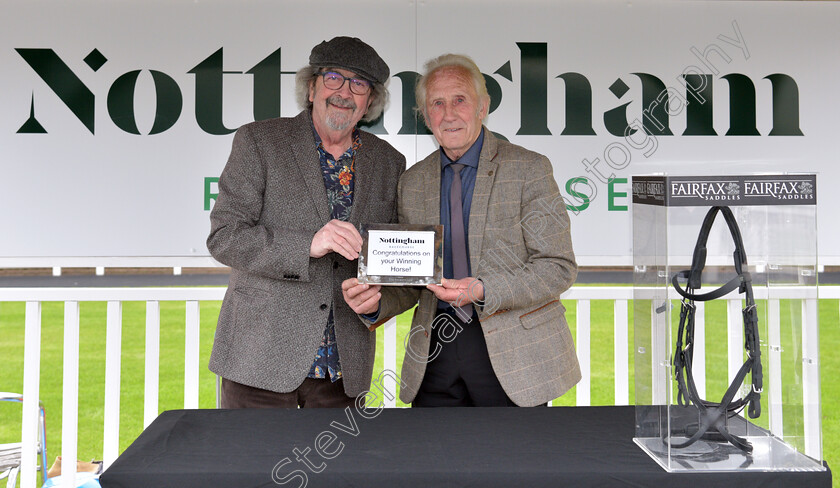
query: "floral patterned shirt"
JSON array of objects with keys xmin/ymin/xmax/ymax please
[{"xmin": 307, "ymin": 128, "xmax": 362, "ymax": 382}]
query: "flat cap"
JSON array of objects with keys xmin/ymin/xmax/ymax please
[{"xmin": 309, "ymin": 36, "xmax": 390, "ymax": 85}]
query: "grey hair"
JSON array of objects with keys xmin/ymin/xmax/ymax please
[
  {"xmin": 295, "ymin": 65, "xmax": 388, "ymax": 123},
  {"xmin": 414, "ymin": 53, "xmax": 490, "ymax": 125}
]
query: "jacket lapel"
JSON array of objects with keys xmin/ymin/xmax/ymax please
[
  {"xmin": 348, "ymin": 136, "xmax": 370, "ymax": 226},
  {"xmin": 468, "ymin": 128, "xmax": 499, "ymax": 275},
  {"xmin": 422, "ymin": 152, "xmax": 441, "ymax": 225},
  {"xmin": 290, "ymin": 111, "xmax": 331, "ymax": 225}
]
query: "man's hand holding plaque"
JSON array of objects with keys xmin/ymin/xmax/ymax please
[
  {"xmin": 341, "ymin": 280, "xmax": 382, "ymax": 315},
  {"xmin": 425, "ymin": 277, "xmax": 484, "ymax": 304}
]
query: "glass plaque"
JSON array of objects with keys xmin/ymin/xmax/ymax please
[{"xmin": 357, "ymin": 223, "xmax": 443, "ymax": 285}]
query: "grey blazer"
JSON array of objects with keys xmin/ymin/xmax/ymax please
[
  {"xmin": 376, "ymin": 129, "xmax": 581, "ymax": 407},
  {"xmin": 208, "ymin": 110, "xmax": 406, "ymax": 397}
]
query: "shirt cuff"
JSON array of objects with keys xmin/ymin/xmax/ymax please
[{"xmin": 360, "ymin": 307, "xmax": 380, "ymax": 323}]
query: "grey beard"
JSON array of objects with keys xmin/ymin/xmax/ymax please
[
  {"xmin": 326, "ymin": 112, "xmax": 352, "ymax": 131},
  {"xmin": 324, "ymin": 95, "xmax": 356, "ymax": 131}
]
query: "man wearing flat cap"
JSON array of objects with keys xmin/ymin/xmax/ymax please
[{"xmin": 208, "ymin": 36, "xmax": 405, "ymax": 408}]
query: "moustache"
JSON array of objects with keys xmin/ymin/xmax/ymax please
[{"xmin": 327, "ymin": 95, "xmax": 357, "ymax": 110}]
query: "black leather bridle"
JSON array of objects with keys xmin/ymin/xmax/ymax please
[{"xmin": 668, "ymin": 206, "xmax": 763, "ymax": 454}]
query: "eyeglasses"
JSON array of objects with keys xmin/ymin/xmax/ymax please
[{"xmin": 318, "ymin": 71, "xmax": 371, "ymax": 95}]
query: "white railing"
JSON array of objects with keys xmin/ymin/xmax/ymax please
[
  {"xmin": 2, "ymin": 285, "xmax": 836, "ymax": 488},
  {"xmin": 6, "ymin": 288, "xmax": 225, "ymax": 488}
]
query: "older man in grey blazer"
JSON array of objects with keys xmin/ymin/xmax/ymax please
[
  {"xmin": 344, "ymin": 54, "xmax": 580, "ymax": 407},
  {"xmin": 208, "ymin": 37, "xmax": 405, "ymax": 408}
]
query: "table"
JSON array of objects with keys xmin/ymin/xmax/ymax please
[{"xmin": 100, "ymin": 406, "xmax": 831, "ymax": 488}]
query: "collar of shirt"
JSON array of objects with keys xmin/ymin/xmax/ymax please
[
  {"xmin": 439, "ymin": 127, "xmax": 484, "ymax": 170},
  {"xmin": 310, "ymin": 117, "xmax": 362, "ymax": 161}
]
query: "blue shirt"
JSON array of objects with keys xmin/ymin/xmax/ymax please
[{"xmin": 438, "ymin": 128, "xmax": 484, "ymax": 309}]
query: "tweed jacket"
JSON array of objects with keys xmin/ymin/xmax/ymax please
[
  {"xmin": 208, "ymin": 110, "xmax": 405, "ymax": 397},
  {"xmin": 376, "ymin": 129, "xmax": 581, "ymax": 407}
]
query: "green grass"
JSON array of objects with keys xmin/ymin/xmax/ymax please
[{"xmin": 1, "ymin": 295, "xmax": 838, "ymax": 483}]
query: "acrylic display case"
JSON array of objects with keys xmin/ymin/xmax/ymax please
[{"xmin": 631, "ymin": 174, "xmax": 824, "ymax": 472}]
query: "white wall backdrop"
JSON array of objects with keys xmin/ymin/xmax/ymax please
[{"xmin": 1, "ymin": 0, "xmax": 838, "ymax": 266}]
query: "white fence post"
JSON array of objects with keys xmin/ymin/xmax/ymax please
[
  {"xmin": 184, "ymin": 301, "xmax": 200, "ymax": 409},
  {"xmin": 613, "ymin": 299, "xmax": 628, "ymax": 405},
  {"xmin": 103, "ymin": 301, "xmax": 123, "ymax": 468},
  {"xmin": 21, "ymin": 302, "xmax": 42, "ymax": 488},
  {"xmin": 576, "ymin": 299, "xmax": 591, "ymax": 406},
  {"xmin": 802, "ymin": 298, "xmax": 821, "ymax": 458},
  {"xmin": 651, "ymin": 300, "xmax": 667, "ymax": 405},
  {"xmin": 768, "ymin": 299, "xmax": 783, "ymax": 437},
  {"xmin": 694, "ymin": 302, "xmax": 706, "ymax": 399},
  {"xmin": 144, "ymin": 301, "xmax": 161, "ymax": 427},
  {"xmin": 61, "ymin": 301, "xmax": 80, "ymax": 488}
]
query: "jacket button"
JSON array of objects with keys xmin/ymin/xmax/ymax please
[
  {"xmin": 333, "ymin": 262, "xmax": 339, "ymax": 269},
  {"xmin": 320, "ymin": 304, "xmax": 328, "ymax": 311}
]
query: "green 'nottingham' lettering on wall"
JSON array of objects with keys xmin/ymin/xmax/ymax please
[
  {"xmin": 204, "ymin": 177, "xmax": 219, "ymax": 210},
  {"xmin": 14, "ymin": 44, "xmax": 804, "ymax": 137},
  {"xmin": 565, "ymin": 177, "xmax": 592, "ymax": 212},
  {"xmin": 608, "ymin": 178, "xmax": 628, "ymax": 211}
]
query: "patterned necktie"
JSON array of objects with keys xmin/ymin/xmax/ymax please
[{"xmin": 449, "ymin": 163, "xmax": 473, "ymax": 320}]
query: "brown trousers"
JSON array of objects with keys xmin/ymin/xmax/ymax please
[{"xmin": 220, "ymin": 377, "xmax": 356, "ymax": 408}]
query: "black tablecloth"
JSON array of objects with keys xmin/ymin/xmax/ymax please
[{"xmin": 100, "ymin": 406, "xmax": 831, "ymax": 488}]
